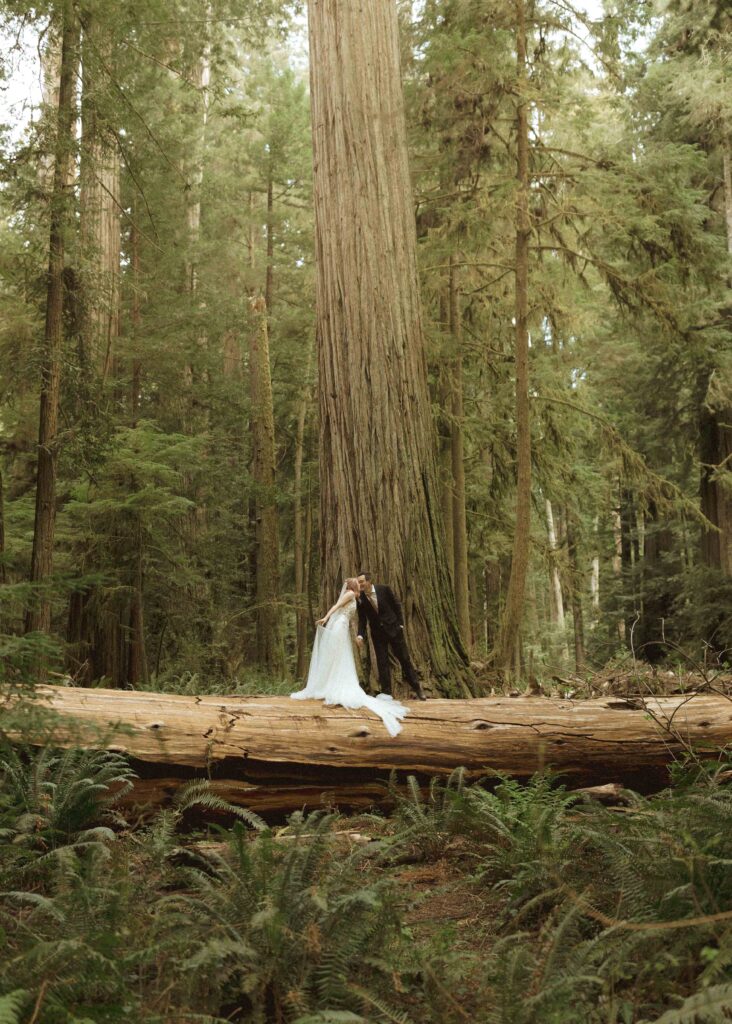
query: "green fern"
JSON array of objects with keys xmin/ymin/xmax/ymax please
[
  {"xmin": 172, "ymin": 778, "xmax": 267, "ymax": 831},
  {"xmin": 157, "ymin": 809, "xmax": 409, "ymax": 1021},
  {"xmin": 650, "ymin": 984, "xmax": 732, "ymax": 1023},
  {"xmin": 0, "ymin": 990, "xmax": 28, "ymax": 1024}
]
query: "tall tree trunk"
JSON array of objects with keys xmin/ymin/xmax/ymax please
[
  {"xmin": 249, "ymin": 296, "xmax": 284, "ymax": 673},
  {"xmin": 79, "ymin": 11, "xmax": 120, "ymax": 382},
  {"xmin": 723, "ymin": 139, "xmax": 732, "ymax": 264},
  {"xmin": 265, "ymin": 168, "xmax": 274, "ymax": 316},
  {"xmin": 565, "ymin": 510, "xmax": 585, "ymax": 673},
  {"xmin": 545, "ymin": 498, "xmax": 569, "ymax": 665},
  {"xmin": 700, "ymin": 402, "xmax": 732, "ymax": 577},
  {"xmin": 545, "ymin": 499, "xmax": 565, "ymax": 630},
  {"xmin": 25, "ymin": 1, "xmax": 80, "ymax": 638},
  {"xmin": 0, "ymin": 468, "xmax": 6, "ymax": 586},
  {"xmin": 590, "ymin": 516, "xmax": 600, "ymax": 628},
  {"xmin": 496, "ymin": 0, "xmax": 532, "ymax": 675},
  {"xmin": 620, "ymin": 489, "xmax": 639, "ymax": 646},
  {"xmin": 699, "ymin": 141, "xmax": 732, "ymax": 580},
  {"xmin": 130, "ymin": 208, "xmax": 143, "ymax": 423},
  {"xmin": 449, "ymin": 256, "xmax": 472, "ymax": 649},
  {"xmin": 128, "ymin": 210, "xmax": 148, "ymax": 687},
  {"xmin": 307, "ymin": 0, "xmax": 473, "ymax": 694},
  {"xmin": 37, "ymin": 22, "xmax": 63, "ymax": 193},
  {"xmin": 294, "ymin": 348, "xmax": 314, "ymax": 680},
  {"xmin": 127, "ymin": 522, "xmax": 149, "ymax": 687},
  {"xmin": 438, "ymin": 297, "xmax": 455, "ymax": 583},
  {"xmin": 612, "ymin": 507, "xmax": 625, "ymax": 642},
  {"xmin": 636, "ymin": 500, "xmax": 676, "ymax": 662}
]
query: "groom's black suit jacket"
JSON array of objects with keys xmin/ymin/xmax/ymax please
[{"xmin": 356, "ymin": 585, "xmax": 405, "ymax": 643}]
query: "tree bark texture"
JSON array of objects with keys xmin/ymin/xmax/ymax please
[
  {"xmin": 17, "ymin": 685, "xmax": 732, "ymax": 815},
  {"xmin": 438, "ymin": 303, "xmax": 455, "ymax": 583},
  {"xmin": 307, "ymin": 0, "xmax": 472, "ymax": 695},
  {"xmin": 636, "ymin": 501, "xmax": 677, "ymax": 661},
  {"xmin": 545, "ymin": 499, "xmax": 566, "ymax": 635},
  {"xmin": 496, "ymin": 0, "xmax": 532, "ymax": 675},
  {"xmin": 0, "ymin": 468, "xmax": 5, "ymax": 587},
  {"xmin": 449, "ymin": 256, "xmax": 472, "ymax": 649},
  {"xmin": 25, "ymin": 1, "xmax": 80, "ymax": 638},
  {"xmin": 565, "ymin": 510, "xmax": 586, "ymax": 673},
  {"xmin": 700, "ymin": 401, "xmax": 732, "ymax": 577},
  {"xmin": 80, "ymin": 11, "xmax": 120, "ymax": 382},
  {"xmin": 248, "ymin": 296, "xmax": 284, "ymax": 672},
  {"xmin": 294, "ymin": 364, "xmax": 314, "ymax": 679}
]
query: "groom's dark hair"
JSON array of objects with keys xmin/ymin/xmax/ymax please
[{"xmin": 357, "ymin": 571, "xmax": 372, "ymax": 580}]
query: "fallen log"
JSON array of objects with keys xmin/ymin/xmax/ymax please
[{"xmin": 12, "ymin": 685, "xmax": 732, "ymax": 816}]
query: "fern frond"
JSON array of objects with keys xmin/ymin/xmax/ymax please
[
  {"xmin": 0, "ymin": 990, "xmax": 28, "ymax": 1024},
  {"xmin": 651, "ymin": 984, "xmax": 732, "ymax": 1023}
]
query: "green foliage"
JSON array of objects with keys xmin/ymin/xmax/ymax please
[
  {"xmin": 0, "ymin": 745, "xmax": 135, "ymax": 882},
  {"xmin": 387, "ymin": 767, "xmax": 471, "ymax": 861},
  {"xmin": 159, "ymin": 811, "xmax": 411, "ymax": 1022},
  {"xmin": 0, "ymin": 991, "xmax": 28, "ymax": 1024},
  {"xmin": 172, "ymin": 778, "xmax": 268, "ymax": 832}
]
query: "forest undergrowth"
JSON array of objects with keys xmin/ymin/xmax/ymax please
[{"xmin": 2, "ymin": 706, "xmax": 732, "ymax": 1024}]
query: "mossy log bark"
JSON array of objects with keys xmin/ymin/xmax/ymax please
[{"xmin": 17, "ymin": 685, "xmax": 732, "ymax": 816}]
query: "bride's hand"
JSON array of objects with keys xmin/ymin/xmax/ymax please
[{"xmin": 316, "ymin": 617, "xmax": 326, "ymax": 626}]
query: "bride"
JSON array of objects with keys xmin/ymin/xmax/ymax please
[{"xmin": 290, "ymin": 578, "xmax": 409, "ymax": 737}]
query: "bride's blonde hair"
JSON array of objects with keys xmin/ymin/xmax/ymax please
[{"xmin": 344, "ymin": 577, "xmax": 359, "ymax": 593}]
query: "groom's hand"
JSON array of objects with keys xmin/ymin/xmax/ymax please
[{"xmin": 356, "ymin": 636, "xmax": 364, "ymax": 647}]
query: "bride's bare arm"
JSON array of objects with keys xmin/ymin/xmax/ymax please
[{"xmin": 316, "ymin": 590, "xmax": 355, "ymax": 626}]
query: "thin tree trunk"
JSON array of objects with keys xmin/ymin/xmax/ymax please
[
  {"xmin": 308, "ymin": 0, "xmax": 472, "ymax": 694},
  {"xmin": 449, "ymin": 256, "xmax": 471, "ymax": 649},
  {"xmin": 0, "ymin": 468, "xmax": 6, "ymax": 586},
  {"xmin": 128, "ymin": 522, "xmax": 149, "ymax": 687},
  {"xmin": 294, "ymin": 345, "xmax": 314, "ymax": 679},
  {"xmin": 130, "ymin": 209, "xmax": 142, "ymax": 423},
  {"xmin": 265, "ymin": 169, "xmax": 274, "ymax": 316},
  {"xmin": 438, "ymin": 299, "xmax": 455, "ymax": 582},
  {"xmin": 249, "ymin": 296, "xmax": 284, "ymax": 672},
  {"xmin": 545, "ymin": 499, "xmax": 565, "ymax": 630},
  {"xmin": 723, "ymin": 139, "xmax": 732, "ymax": 262},
  {"xmin": 545, "ymin": 497, "xmax": 569, "ymax": 665},
  {"xmin": 127, "ymin": 205, "xmax": 147, "ymax": 689},
  {"xmin": 612, "ymin": 506, "xmax": 625, "ymax": 642},
  {"xmin": 565, "ymin": 511, "xmax": 585, "ymax": 673},
  {"xmin": 25, "ymin": 1, "xmax": 80, "ymax": 638},
  {"xmin": 496, "ymin": 0, "xmax": 532, "ymax": 674},
  {"xmin": 620, "ymin": 489, "xmax": 638, "ymax": 645},
  {"xmin": 637, "ymin": 500, "xmax": 676, "ymax": 661},
  {"xmin": 590, "ymin": 516, "xmax": 600, "ymax": 628},
  {"xmin": 304, "ymin": 469, "xmax": 314, "ymax": 628}
]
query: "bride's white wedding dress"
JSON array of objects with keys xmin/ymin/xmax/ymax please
[{"xmin": 290, "ymin": 591, "xmax": 409, "ymax": 737}]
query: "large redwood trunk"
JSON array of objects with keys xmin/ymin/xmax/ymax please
[
  {"xmin": 308, "ymin": 0, "xmax": 472, "ymax": 695},
  {"xmin": 496, "ymin": 0, "xmax": 532, "ymax": 675},
  {"xmin": 16, "ymin": 685, "xmax": 732, "ymax": 815},
  {"xmin": 448, "ymin": 256, "xmax": 471, "ymax": 649},
  {"xmin": 79, "ymin": 10, "xmax": 120, "ymax": 382},
  {"xmin": 25, "ymin": 1, "xmax": 81, "ymax": 638}
]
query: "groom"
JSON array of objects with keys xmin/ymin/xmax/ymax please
[{"xmin": 355, "ymin": 573, "xmax": 427, "ymax": 700}]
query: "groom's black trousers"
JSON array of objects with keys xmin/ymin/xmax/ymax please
[{"xmin": 372, "ymin": 630, "xmax": 420, "ymax": 696}]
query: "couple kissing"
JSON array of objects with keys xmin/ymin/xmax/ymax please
[{"xmin": 290, "ymin": 572, "xmax": 426, "ymax": 738}]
